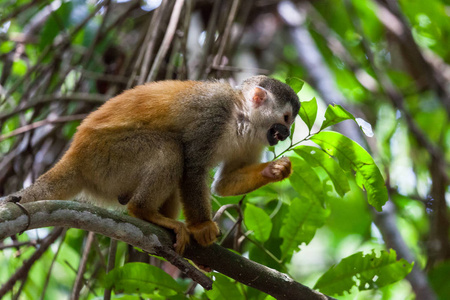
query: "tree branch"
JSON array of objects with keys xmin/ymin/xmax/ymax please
[
  {"xmin": 0, "ymin": 94, "xmax": 107, "ymax": 123},
  {"xmin": 0, "ymin": 200, "xmax": 334, "ymax": 300},
  {"xmin": 0, "ymin": 114, "xmax": 87, "ymax": 142},
  {"xmin": 147, "ymin": 0, "xmax": 185, "ymax": 82}
]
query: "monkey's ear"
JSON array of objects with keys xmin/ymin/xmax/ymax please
[{"xmin": 251, "ymin": 86, "xmax": 267, "ymax": 107}]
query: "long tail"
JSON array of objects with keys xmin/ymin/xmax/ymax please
[{"xmin": 6, "ymin": 160, "xmax": 81, "ymax": 204}]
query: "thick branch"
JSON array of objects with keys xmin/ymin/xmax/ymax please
[
  {"xmin": 0, "ymin": 200, "xmax": 211, "ymax": 290},
  {"xmin": 0, "ymin": 200, "xmax": 334, "ymax": 300}
]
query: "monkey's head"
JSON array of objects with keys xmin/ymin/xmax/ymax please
[{"xmin": 241, "ymin": 76, "xmax": 300, "ymax": 146}]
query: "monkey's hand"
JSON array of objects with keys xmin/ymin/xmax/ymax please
[
  {"xmin": 261, "ymin": 157, "xmax": 292, "ymax": 181},
  {"xmin": 188, "ymin": 221, "xmax": 220, "ymax": 247}
]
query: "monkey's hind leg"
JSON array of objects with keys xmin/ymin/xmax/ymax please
[
  {"xmin": 124, "ymin": 133, "xmax": 189, "ymax": 253},
  {"xmin": 128, "ymin": 197, "xmax": 190, "ymax": 254}
]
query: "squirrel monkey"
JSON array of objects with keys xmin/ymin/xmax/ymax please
[{"xmin": 6, "ymin": 76, "xmax": 300, "ymax": 253}]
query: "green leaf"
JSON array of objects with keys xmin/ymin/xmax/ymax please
[
  {"xmin": 286, "ymin": 77, "xmax": 304, "ymax": 94},
  {"xmin": 244, "ymin": 203, "xmax": 273, "ymax": 242},
  {"xmin": 39, "ymin": 2, "xmax": 73, "ymax": 50},
  {"xmin": 429, "ymin": 261, "xmax": 450, "ymax": 299},
  {"xmin": 0, "ymin": 41, "xmax": 14, "ymax": 54},
  {"xmin": 299, "ymin": 97, "xmax": 318, "ymax": 132},
  {"xmin": 320, "ymin": 104, "xmax": 355, "ymax": 131},
  {"xmin": 279, "ymin": 198, "xmax": 329, "ymax": 259},
  {"xmin": 311, "ymin": 131, "xmax": 388, "ymax": 211},
  {"xmin": 289, "ymin": 156, "xmax": 324, "ymax": 205},
  {"xmin": 63, "ymin": 120, "xmax": 81, "ymax": 139},
  {"xmin": 314, "ymin": 250, "xmax": 414, "ymax": 296},
  {"xmin": 206, "ymin": 273, "xmax": 244, "ymax": 300},
  {"xmin": 104, "ymin": 262, "xmax": 183, "ymax": 296},
  {"xmin": 294, "ymin": 145, "xmax": 350, "ymax": 197},
  {"xmin": 12, "ymin": 59, "xmax": 27, "ymax": 76}
]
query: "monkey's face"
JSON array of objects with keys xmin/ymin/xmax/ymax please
[
  {"xmin": 241, "ymin": 76, "xmax": 300, "ymax": 146},
  {"xmin": 250, "ymin": 97, "xmax": 297, "ymax": 146},
  {"xmin": 264, "ymin": 100, "xmax": 296, "ymax": 145}
]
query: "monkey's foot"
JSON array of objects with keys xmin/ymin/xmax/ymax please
[
  {"xmin": 188, "ymin": 220, "xmax": 220, "ymax": 247},
  {"xmin": 173, "ymin": 224, "xmax": 190, "ymax": 254},
  {"xmin": 197, "ymin": 265, "xmax": 212, "ymax": 272},
  {"xmin": 261, "ymin": 156, "xmax": 292, "ymax": 181}
]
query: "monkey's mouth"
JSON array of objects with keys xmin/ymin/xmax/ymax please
[{"xmin": 267, "ymin": 124, "xmax": 290, "ymax": 146}]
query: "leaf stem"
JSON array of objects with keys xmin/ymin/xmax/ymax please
[{"xmin": 274, "ymin": 130, "xmax": 321, "ymax": 160}]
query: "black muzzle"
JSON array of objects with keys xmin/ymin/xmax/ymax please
[{"xmin": 267, "ymin": 123, "xmax": 290, "ymax": 146}]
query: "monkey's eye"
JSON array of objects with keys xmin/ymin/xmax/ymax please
[{"xmin": 284, "ymin": 114, "xmax": 289, "ymax": 123}]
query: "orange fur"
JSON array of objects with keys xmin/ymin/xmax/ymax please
[
  {"xmin": 78, "ymin": 80, "xmax": 200, "ymax": 132},
  {"xmin": 214, "ymin": 157, "xmax": 292, "ymax": 196}
]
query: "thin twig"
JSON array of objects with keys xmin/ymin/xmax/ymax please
[
  {"xmin": 0, "ymin": 227, "xmax": 64, "ymax": 298},
  {"xmin": 74, "ymin": 0, "xmax": 112, "ymax": 91},
  {"xmin": 64, "ymin": 260, "xmax": 98, "ymax": 297},
  {"xmin": 91, "ymin": 235, "xmax": 107, "ymax": 270},
  {"xmin": 177, "ymin": 0, "xmax": 195, "ymax": 79},
  {"xmin": 147, "ymin": 0, "xmax": 185, "ymax": 82},
  {"xmin": 213, "ymin": 204, "xmax": 239, "ymax": 222},
  {"xmin": 0, "ymin": 114, "xmax": 87, "ymax": 142},
  {"xmin": 12, "ymin": 277, "xmax": 27, "ymax": 300},
  {"xmin": 39, "ymin": 229, "xmax": 67, "ymax": 300},
  {"xmin": 137, "ymin": 0, "xmax": 171, "ymax": 85},
  {"xmin": 0, "ymin": 0, "xmax": 46, "ymax": 25},
  {"xmin": 0, "ymin": 240, "xmax": 38, "ymax": 250},
  {"xmin": 212, "ymin": 0, "xmax": 241, "ymax": 69},
  {"xmin": 103, "ymin": 239, "xmax": 118, "ymax": 300},
  {"xmin": 195, "ymin": 0, "xmax": 222, "ymax": 79},
  {"xmin": 71, "ymin": 231, "xmax": 95, "ymax": 300},
  {"xmin": 0, "ymin": 94, "xmax": 106, "ymax": 122},
  {"xmin": 2, "ymin": 1, "xmax": 104, "ymax": 104}
]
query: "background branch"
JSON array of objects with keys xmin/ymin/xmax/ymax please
[{"xmin": 0, "ymin": 227, "xmax": 64, "ymax": 299}]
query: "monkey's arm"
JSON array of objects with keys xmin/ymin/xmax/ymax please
[{"xmin": 213, "ymin": 157, "xmax": 292, "ymax": 197}]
